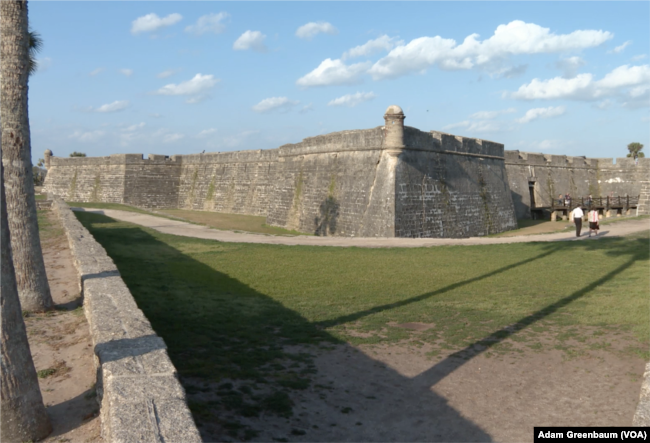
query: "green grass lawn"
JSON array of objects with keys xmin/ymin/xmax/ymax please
[{"xmin": 72, "ymin": 211, "xmax": 649, "ymax": 432}]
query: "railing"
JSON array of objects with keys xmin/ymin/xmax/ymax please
[{"xmin": 550, "ymin": 195, "xmax": 640, "ymax": 210}]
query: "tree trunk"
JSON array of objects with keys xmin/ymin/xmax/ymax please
[
  {"xmin": 1, "ymin": 0, "xmax": 52, "ymax": 311},
  {"xmin": 1, "ymin": 161, "xmax": 52, "ymax": 441}
]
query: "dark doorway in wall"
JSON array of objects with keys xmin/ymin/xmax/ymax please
[{"xmin": 528, "ymin": 182, "xmax": 536, "ymax": 208}]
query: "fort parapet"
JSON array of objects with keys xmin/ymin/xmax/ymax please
[{"xmin": 44, "ymin": 105, "xmax": 648, "ymax": 237}]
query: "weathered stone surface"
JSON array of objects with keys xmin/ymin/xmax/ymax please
[
  {"xmin": 50, "ymin": 200, "xmax": 202, "ymax": 442},
  {"xmin": 44, "ymin": 108, "xmax": 647, "ymax": 235},
  {"xmin": 633, "ymin": 362, "xmax": 650, "ymax": 426}
]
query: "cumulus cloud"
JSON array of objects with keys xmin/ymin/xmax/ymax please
[
  {"xmin": 131, "ymin": 13, "xmax": 182, "ymax": 35},
  {"xmin": 124, "ymin": 122, "xmax": 146, "ymax": 131},
  {"xmin": 342, "ymin": 35, "xmax": 402, "ymax": 60},
  {"xmin": 185, "ymin": 12, "xmax": 229, "ymax": 35},
  {"xmin": 517, "ymin": 106, "xmax": 566, "ymax": 123},
  {"xmin": 296, "ymin": 21, "xmax": 338, "ymax": 40},
  {"xmin": 299, "ymin": 103, "xmax": 314, "ymax": 114},
  {"xmin": 197, "ymin": 128, "xmax": 217, "ymax": 138},
  {"xmin": 157, "ymin": 69, "xmax": 178, "ymax": 78},
  {"xmin": 69, "ymin": 130, "xmax": 105, "ymax": 142},
  {"xmin": 442, "ymin": 120, "xmax": 506, "ymax": 133},
  {"xmin": 470, "ymin": 108, "xmax": 517, "ymax": 119},
  {"xmin": 93, "ymin": 100, "xmax": 130, "ymax": 113},
  {"xmin": 510, "ymin": 64, "xmax": 650, "ymax": 104},
  {"xmin": 296, "ymin": 58, "xmax": 370, "ymax": 87},
  {"xmin": 555, "ymin": 56, "xmax": 586, "ymax": 79},
  {"xmin": 495, "ymin": 64, "xmax": 528, "ymax": 79},
  {"xmin": 327, "ymin": 91, "xmax": 377, "ymax": 107},
  {"xmin": 252, "ymin": 97, "xmax": 299, "ymax": 113},
  {"xmin": 89, "ymin": 67, "xmax": 105, "ymax": 76},
  {"xmin": 608, "ymin": 40, "xmax": 631, "ymax": 54},
  {"xmin": 368, "ymin": 20, "xmax": 612, "ymax": 80},
  {"xmin": 36, "ymin": 57, "xmax": 52, "ymax": 72},
  {"xmin": 233, "ymin": 30, "xmax": 267, "ymax": 52},
  {"xmin": 154, "ymin": 74, "xmax": 219, "ymax": 103},
  {"xmin": 163, "ymin": 133, "xmax": 184, "ymax": 143},
  {"xmin": 120, "ymin": 68, "xmax": 133, "ymax": 77}
]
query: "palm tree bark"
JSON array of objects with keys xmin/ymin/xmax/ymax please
[
  {"xmin": 1, "ymin": 0, "xmax": 52, "ymax": 311},
  {"xmin": 1, "ymin": 161, "xmax": 52, "ymax": 441}
]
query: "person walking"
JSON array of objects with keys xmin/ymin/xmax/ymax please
[
  {"xmin": 571, "ymin": 205, "xmax": 584, "ymax": 237},
  {"xmin": 588, "ymin": 208, "xmax": 599, "ymax": 237}
]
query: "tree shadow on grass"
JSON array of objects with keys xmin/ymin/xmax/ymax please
[
  {"xmin": 75, "ymin": 211, "xmax": 492, "ymax": 442},
  {"xmin": 75, "ymin": 211, "xmax": 647, "ymax": 441}
]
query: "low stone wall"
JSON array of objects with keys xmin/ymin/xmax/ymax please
[
  {"xmin": 633, "ymin": 363, "xmax": 650, "ymax": 426},
  {"xmin": 50, "ymin": 199, "xmax": 202, "ymax": 442}
]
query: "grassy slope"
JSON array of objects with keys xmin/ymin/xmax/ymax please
[{"xmin": 73, "ymin": 212, "xmax": 649, "ymax": 434}]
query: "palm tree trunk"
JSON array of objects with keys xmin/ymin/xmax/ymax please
[
  {"xmin": 1, "ymin": 161, "xmax": 52, "ymax": 441},
  {"xmin": 1, "ymin": 0, "xmax": 52, "ymax": 312}
]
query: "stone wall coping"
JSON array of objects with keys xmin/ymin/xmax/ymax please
[
  {"xmin": 634, "ymin": 362, "xmax": 650, "ymax": 426},
  {"xmin": 50, "ymin": 199, "xmax": 202, "ymax": 443}
]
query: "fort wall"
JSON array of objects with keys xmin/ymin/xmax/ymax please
[
  {"xmin": 504, "ymin": 152, "xmax": 649, "ymax": 219},
  {"xmin": 44, "ymin": 105, "xmax": 645, "ymax": 236}
]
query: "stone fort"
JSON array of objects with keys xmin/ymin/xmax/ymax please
[{"xmin": 44, "ymin": 105, "xmax": 649, "ymax": 238}]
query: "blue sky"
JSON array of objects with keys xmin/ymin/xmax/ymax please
[{"xmin": 29, "ymin": 1, "xmax": 649, "ymax": 162}]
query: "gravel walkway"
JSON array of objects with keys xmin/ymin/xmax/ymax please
[{"xmin": 72, "ymin": 208, "xmax": 649, "ymax": 248}]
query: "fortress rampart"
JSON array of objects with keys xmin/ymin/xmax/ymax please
[
  {"xmin": 44, "ymin": 106, "xmax": 648, "ymax": 237},
  {"xmin": 505, "ymin": 151, "xmax": 649, "ymax": 219}
]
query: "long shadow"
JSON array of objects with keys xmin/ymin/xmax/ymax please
[
  {"xmin": 317, "ymin": 245, "xmax": 561, "ymax": 329},
  {"xmin": 76, "ymin": 211, "xmax": 493, "ymax": 442}
]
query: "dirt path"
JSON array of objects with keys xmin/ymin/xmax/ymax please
[
  {"xmin": 26, "ymin": 210, "xmax": 100, "ymax": 442},
  {"xmin": 73, "ymin": 208, "xmax": 649, "ymax": 248}
]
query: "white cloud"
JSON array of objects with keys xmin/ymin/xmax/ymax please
[
  {"xmin": 131, "ymin": 13, "xmax": 182, "ymax": 35},
  {"xmin": 120, "ymin": 68, "xmax": 133, "ymax": 77},
  {"xmin": 94, "ymin": 100, "xmax": 130, "ymax": 113},
  {"xmin": 233, "ymin": 30, "xmax": 267, "ymax": 52},
  {"xmin": 470, "ymin": 108, "xmax": 516, "ymax": 119},
  {"xmin": 197, "ymin": 128, "xmax": 217, "ymax": 138},
  {"xmin": 252, "ymin": 97, "xmax": 299, "ymax": 113},
  {"xmin": 342, "ymin": 35, "xmax": 402, "ymax": 60},
  {"xmin": 222, "ymin": 130, "xmax": 260, "ymax": 148},
  {"xmin": 299, "ymin": 103, "xmax": 314, "ymax": 114},
  {"xmin": 124, "ymin": 122, "xmax": 146, "ymax": 131},
  {"xmin": 150, "ymin": 113, "xmax": 163, "ymax": 118},
  {"xmin": 296, "ymin": 58, "xmax": 370, "ymax": 87},
  {"xmin": 442, "ymin": 120, "xmax": 506, "ymax": 133},
  {"xmin": 89, "ymin": 67, "xmax": 105, "ymax": 76},
  {"xmin": 555, "ymin": 56, "xmax": 586, "ymax": 79},
  {"xmin": 154, "ymin": 74, "xmax": 219, "ymax": 103},
  {"xmin": 517, "ymin": 106, "xmax": 566, "ymax": 123},
  {"xmin": 632, "ymin": 54, "xmax": 648, "ymax": 62},
  {"xmin": 327, "ymin": 91, "xmax": 377, "ymax": 107},
  {"xmin": 608, "ymin": 40, "xmax": 631, "ymax": 54},
  {"xmin": 185, "ymin": 12, "xmax": 229, "ymax": 35},
  {"xmin": 157, "ymin": 69, "xmax": 177, "ymax": 79},
  {"xmin": 36, "ymin": 57, "xmax": 52, "ymax": 72},
  {"xmin": 368, "ymin": 20, "xmax": 612, "ymax": 80},
  {"xmin": 163, "ymin": 133, "xmax": 184, "ymax": 143},
  {"xmin": 509, "ymin": 64, "xmax": 650, "ymax": 104},
  {"xmin": 69, "ymin": 130, "xmax": 105, "ymax": 142},
  {"xmin": 494, "ymin": 64, "xmax": 528, "ymax": 79},
  {"xmin": 296, "ymin": 21, "xmax": 338, "ymax": 40}
]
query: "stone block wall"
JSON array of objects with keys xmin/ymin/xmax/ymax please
[
  {"xmin": 396, "ymin": 130, "xmax": 516, "ymax": 238},
  {"xmin": 265, "ymin": 127, "xmax": 397, "ymax": 237},
  {"xmin": 176, "ymin": 149, "xmax": 279, "ymax": 216},
  {"xmin": 51, "ymin": 199, "xmax": 201, "ymax": 442}
]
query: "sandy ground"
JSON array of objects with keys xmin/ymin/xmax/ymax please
[
  {"xmin": 189, "ymin": 329, "xmax": 645, "ymax": 443},
  {"xmin": 71, "ymin": 208, "xmax": 649, "ymax": 248},
  {"xmin": 26, "ymin": 210, "xmax": 101, "ymax": 442}
]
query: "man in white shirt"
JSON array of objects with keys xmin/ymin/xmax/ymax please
[{"xmin": 571, "ymin": 205, "xmax": 584, "ymax": 237}]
